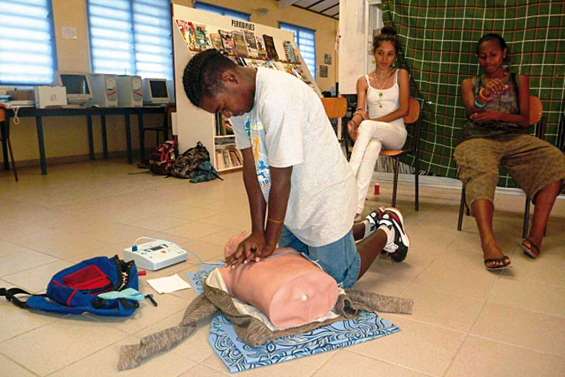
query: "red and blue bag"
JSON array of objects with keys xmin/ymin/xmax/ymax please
[{"xmin": 0, "ymin": 256, "xmax": 140, "ymax": 317}]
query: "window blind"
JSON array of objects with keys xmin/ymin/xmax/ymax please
[
  {"xmin": 0, "ymin": 0, "xmax": 57, "ymax": 85},
  {"xmin": 280, "ymin": 23, "xmax": 317, "ymax": 79},
  {"xmin": 194, "ymin": 1, "xmax": 251, "ymax": 21},
  {"xmin": 88, "ymin": 0, "xmax": 172, "ymax": 79}
]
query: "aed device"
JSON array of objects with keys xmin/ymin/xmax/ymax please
[{"xmin": 123, "ymin": 238, "xmax": 188, "ymax": 270}]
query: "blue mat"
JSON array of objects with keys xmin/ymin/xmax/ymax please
[{"xmin": 187, "ymin": 263, "xmax": 400, "ymax": 374}]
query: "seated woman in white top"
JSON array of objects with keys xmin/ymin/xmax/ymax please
[{"xmin": 348, "ymin": 27, "xmax": 410, "ymax": 219}]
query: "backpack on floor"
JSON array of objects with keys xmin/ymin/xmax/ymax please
[
  {"xmin": 0, "ymin": 256, "xmax": 140, "ymax": 317},
  {"xmin": 149, "ymin": 139, "xmax": 177, "ymax": 176},
  {"xmin": 170, "ymin": 141, "xmax": 222, "ymax": 182}
]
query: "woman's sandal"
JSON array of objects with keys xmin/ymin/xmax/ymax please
[
  {"xmin": 521, "ymin": 238, "xmax": 541, "ymax": 259},
  {"xmin": 484, "ymin": 255, "xmax": 511, "ymax": 271}
]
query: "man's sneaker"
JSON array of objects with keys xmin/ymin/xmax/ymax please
[
  {"xmin": 378, "ymin": 208, "xmax": 410, "ymax": 262},
  {"xmin": 361, "ymin": 208, "xmax": 386, "ymax": 239}
]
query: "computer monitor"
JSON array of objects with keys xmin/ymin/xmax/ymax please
[
  {"xmin": 143, "ymin": 78, "xmax": 170, "ymax": 105},
  {"xmin": 58, "ymin": 73, "xmax": 93, "ymax": 105}
]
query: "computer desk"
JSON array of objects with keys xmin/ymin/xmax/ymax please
[{"xmin": 1, "ymin": 105, "xmax": 171, "ymax": 175}]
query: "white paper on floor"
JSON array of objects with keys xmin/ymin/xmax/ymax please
[{"xmin": 146, "ymin": 274, "xmax": 192, "ymax": 294}]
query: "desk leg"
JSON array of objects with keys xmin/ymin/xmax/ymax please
[
  {"xmin": 36, "ymin": 116, "xmax": 47, "ymax": 175},
  {"xmin": 101, "ymin": 115, "xmax": 108, "ymax": 159},
  {"xmin": 87, "ymin": 115, "xmax": 95, "ymax": 160},
  {"xmin": 124, "ymin": 114, "xmax": 132, "ymax": 164},
  {"xmin": 1, "ymin": 119, "xmax": 9, "ymax": 170},
  {"xmin": 138, "ymin": 111, "xmax": 145, "ymax": 162}
]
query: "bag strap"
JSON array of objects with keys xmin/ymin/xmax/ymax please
[{"xmin": 0, "ymin": 287, "xmax": 44, "ymax": 309}]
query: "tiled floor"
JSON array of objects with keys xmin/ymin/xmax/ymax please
[{"xmin": 1, "ymin": 161, "xmax": 564, "ymax": 377}]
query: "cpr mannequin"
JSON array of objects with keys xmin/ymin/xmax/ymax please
[{"xmin": 218, "ymin": 232, "xmax": 339, "ymax": 330}]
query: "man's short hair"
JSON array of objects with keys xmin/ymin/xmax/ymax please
[{"xmin": 182, "ymin": 49, "xmax": 237, "ymax": 107}]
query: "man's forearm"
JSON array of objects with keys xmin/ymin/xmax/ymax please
[
  {"xmin": 265, "ymin": 166, "xmax": 292, "ymax": 247},
  {"xmin": 241, "ymin": 149, "xmax": 266, "ymax": 233}
]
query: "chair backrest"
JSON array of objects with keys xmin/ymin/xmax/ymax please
[
  {"xmin": 529, "ymin": 95, "xmax": 543, "ymax": 125},
  {"xmin": 0, "ymin": 104, "xmax": 6, "ymax": 123},
  {"xmin": 403, "ymin": 97, "xmax": 420, "ymax": 125},
  {"xmin": 321, "ymin": 97, "xmax": 348, "ymax": 119}
]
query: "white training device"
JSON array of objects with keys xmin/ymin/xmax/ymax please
[{"xmin": 123, "ymin": 238, "xmax": 188, "ymax": 271}]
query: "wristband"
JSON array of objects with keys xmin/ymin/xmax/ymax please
[{"xmin": 267, "ymin": 218, "xmax": 284, "ymax": 224}]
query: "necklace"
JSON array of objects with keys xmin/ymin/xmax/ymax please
[{"xmin": 369, "ymin": 69, "xmax": 394, "ymax": 108}]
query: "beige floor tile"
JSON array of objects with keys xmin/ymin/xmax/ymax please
[
  {"xmin": 470, "ymin": 303, "xmax": 565, "ymax": 357},
  {"xmin": 445, "ymin": 336, "xmax": 565, "ymax": 377},
  {"xmin": 349, "ymin": 317, "xmax": 466, "ymax": 376},
  {"xmin": 313, "ymin": 351, "xmax": 432, "ymax": 377},
  {"xmin": 400, "ymin": 283, "xmax": 485, "ymax": 332},
  {"xmin": 179, "ymin": 364, "xmax": 230, "ymax": 377},
  {"xmin": 48, "ymin": 335, "xmax": 197, "ymax": 377},
  {"xmin": 354, "ymin": 270, "xmax": 410, "ymax": 297},
  {"xmin": 2, "ymin": 260, "xmax": 72, "ymax": 293},
  {"xmin": 0, "ymin": 354, "xmax": 37, "ymax": 377},
  {"xmin": 0, "ymin": 241, "xmax": 58, "ymax": 277},
  {"xmin": 204, "ymin": 349, "xmax": 336, "ymax": 377},
  {"xmin": 0, "ymin": 279, "xmax": 56, "ymax": 343},
  {"xmin": 1, "ymin": 161, "xmax": 564, "ymax": 377},
  {"xmin": 498, "ymin": 250, "xmax": 565, "ymax": 287},
  {"xmin": 163, "ymin": 221, "xmax": 226, "ymax": 240},
  {"xmin": 487, "ymin": 278, "xmax": 565, "ymax": 317},
  {"xmin": 0, "ymin": 319, "xmax": 128, "ymax": 376},
  {"xmin": 412, "ymin": 255, "xmax": 498, "ymax": 300}
]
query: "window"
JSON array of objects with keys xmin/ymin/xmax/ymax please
[
  {"xmin": 88, "ymin": 0, "xmax": 173, "ymax": 79},
  {"xmin": 0, "ymin": 0, "xmax": 57, "ymax": 85},
  {"xmin": 280, "ymin": 22, "xmax": 316, "ymax": 78},
  {"xmin": 194, "ymin": 1, "xmax": 250, "ymax": 21}
]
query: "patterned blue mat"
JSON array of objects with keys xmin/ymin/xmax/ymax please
[{"xmin": 187, "ymin": 263, "xmax": 400, "ymax": 374}]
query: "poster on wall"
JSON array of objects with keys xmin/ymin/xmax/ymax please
[{"xmin": 319, "ymin": 65, "xmax": 328, "ymax": 78}]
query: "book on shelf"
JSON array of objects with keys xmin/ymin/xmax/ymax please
[
  {"xmin": 215, "ymin": 150, "xmax": 225, "ymax": 170},
  {"xmin": 262, "ymin": 34, "xmax": 279, "ymax": 61},
  {"xmin": 256, "ymin": 38, "xmax": 268, "ymax": 59},
  {"xmin": 283, "ymin": 41, "xmax": 299, "ymax": 63},
  {"xmin": 209, "ymin": 33, "xmax": 223, "ymax": 51},
  {"xmin": 244, "ymin": 30, "xmax": 258, "ymax": 58},
  {"xmin": 219, "ymin": 30, "xmax": 235, "ymax": 55},
  {"xmin": 194, "ymin": 24, "xmax": 212, "ymax": 50},
  {"xmin": 176, "ymin": 20, "xmax": 197, "ymax": 50},
  {"xmin": 232, "ymin": 31, "xmax": 249, "ymax": 57}
]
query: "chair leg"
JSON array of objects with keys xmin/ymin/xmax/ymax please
[
  {"xmin": 391, "ymin": 157, "xmax": 399, "ymax": 208},
  {"xmin": 523, "ymin": 196, "xmax": 531, "ymax": 239},
  {"xmin": 457, "ymin": 186, "xmax": 466, "ymax": 231},
  {"xmin": 7, "ymin": 138, "xmax": 18, "ymax": 182},
  {"xmin": 414, "ymin": 156, "xmax": 420, "ymax": 211}
]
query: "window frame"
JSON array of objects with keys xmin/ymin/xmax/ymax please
[
  {"xmin": 0, "ymin": 0, "xmax": 59, "ymax": 86},
  {"xmin": 193, "ymin": 1, "xmax": 251, "ymax": 21},
  {"xmin": 279, "ymin": 22, "xmax": 317, "ymax": 79},
  {"xmin": 86, "ymin": 0, "xmax": 173, "ymax": 79}
]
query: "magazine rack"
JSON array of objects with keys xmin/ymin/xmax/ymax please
[{"xmin": 172, "ymin": 4, "xmax": 321, "ymax": 172}]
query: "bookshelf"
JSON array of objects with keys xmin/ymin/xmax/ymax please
[{"xmin": 172, "ymin": 5, "xmax": 320, "ymax": 173}]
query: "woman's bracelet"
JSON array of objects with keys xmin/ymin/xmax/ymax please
[
  {"xmin": 267, "ymin": 217, "xmax": 284, "ymax": 224},
  {"xmin": 474, "ymin": 98, "xmax": 486, "ymax": 109}
]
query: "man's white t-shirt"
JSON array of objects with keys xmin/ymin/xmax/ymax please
[{"xmin": 231, "ymin": 67, "xmax": 356, "ymax": 247}]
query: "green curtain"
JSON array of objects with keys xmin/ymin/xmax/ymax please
[{"xmin": 382, "ymin": 0, "xmax": 564, "ymax": 187}]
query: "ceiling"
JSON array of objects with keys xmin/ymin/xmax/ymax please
[{"xmin": 279, "ymin": 0, "xmax": 340, "ymax": 20}]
